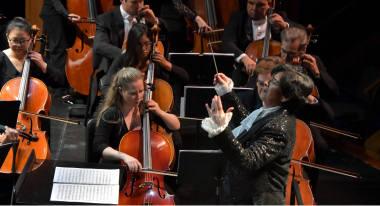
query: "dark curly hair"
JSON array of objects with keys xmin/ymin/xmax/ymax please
[{"xmin": 271, "ymin": 63, "xmax": 314, "ymax": 113}]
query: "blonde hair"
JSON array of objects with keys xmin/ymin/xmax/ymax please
[{"xmin": 97, "ymin": 67, "xmax": 144, "ymax": 126}]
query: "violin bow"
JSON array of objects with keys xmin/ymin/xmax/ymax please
[{"xmin": 291, "ymin": 159, "xmax": 361, "ymax": 179}]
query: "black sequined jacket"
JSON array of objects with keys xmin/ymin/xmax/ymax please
[{"xmin": 213, "ymin": 91, "xmax": 296, "ymax": 204}]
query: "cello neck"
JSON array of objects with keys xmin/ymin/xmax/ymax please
[
  {"xmin": 262, "ymin": 0, "xmax": 275, "ymax": 58},
  {"xmin": 17, "ymin": 25, "xmax": 39, "ymax": 110},
  {"xmin": 87, "ymin": 0, "xmax": 97, "ymax": 22},
  {"xmin": 142, "ymin": 48, "xmax": 156, "ymax": 170}
]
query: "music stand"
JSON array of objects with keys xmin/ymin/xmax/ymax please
[
  {"xmin": 177, "ymin": 150, "xmax": 227, "ymax": 205},
  {"xmin": 0, "ymin": 142, "xmax": 12, "ymax": 168},
  {"xmin": 13, "ymin": 149, "xmax": 36, "ymax": 205},
  {"xmin": 0, "ymin": 100, "xmax": 20, "ymax": 130}
]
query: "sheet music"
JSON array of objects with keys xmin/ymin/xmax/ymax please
[
  {"xmin": 50, "ymin": 183, "xmax": 119, "ymax": 204},
  {"xmin": 50, "ymin": 167, "xmax": 120, "ymax": 204},
  {"xmin": 53, "ymin": 167, "xmax": 119, "ymax": 185}
]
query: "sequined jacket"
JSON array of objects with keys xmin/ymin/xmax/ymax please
[{"xmin": 213, "ymin": 91, "xmax": 296, "ymax": 204}]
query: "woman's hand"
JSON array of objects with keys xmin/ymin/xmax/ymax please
[
  {"xmin": 146, "ymin": 100, "xmax": 162, "ymax": 115},
  {"xmin": 29, "ymin": 51, "xmax": 47, "ymax": 73},
  {"xmin": 195, "ymin": 16, "xmax": 212, "ymax": 34},
  {"xmin": 152, "ymin": 50, "xmax": 172, "ymax": 71},
  {"xmin": 1, "ymin": 126, "xmax": 19, "ymax": 145},
  {"xmin": 213, "ymin": 73, "xmax": 230, "ymax": 87},
  {"xmin": 122, "ymin": 154, "xmax": 142, "ymax": 172},
  {"xmin": 205, "ymin": 96, "xmax": 233, "ymax": 126}
]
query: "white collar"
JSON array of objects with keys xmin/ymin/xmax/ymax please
[
  {"xmin": 120, "ymin": 5, "xmax": 133, "ymax": 19},
  {"xmin": 252, "ymin": 16, "xmax": 267, "ymax": 25},
  {"xmin": 240, "ymin": 105, "xmax": 282, "ymax": 131}
]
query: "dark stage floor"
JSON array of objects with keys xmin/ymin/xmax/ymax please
[{"xmin": 1, "ymin": 96, "xmax": 380, "ymax": 204}]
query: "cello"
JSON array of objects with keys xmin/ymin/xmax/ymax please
[
  {"xmin": 65, "ymin": 0, "xmax": 100, "ymax": 96},
  {"xmin": 0, "ymin": 26, "xmax": 50, "ymax": 174},
  {"xmin": 118, "ymin": 24, "xmax": 177, "ymax": 204},
  {"xmin": 185, "ymin": 0, "xmax": 239, "ymax": 54},
  {"xmin": 286, "ymin": 119, "xmax": 315, "ymax": 205},
  {"xmin": 245, "ymin": 0, "xmax": 281, "ymax": 64}
]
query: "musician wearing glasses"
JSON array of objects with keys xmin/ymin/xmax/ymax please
[
  {"xmin": 0, "ymin": 17, "xmax": 64, "ymax": 90},
  {"xmin": 221, "ymin": 0, "xmax": 304, "ymax": 86},
  {"xmin": 201, "ymin": 63, "xmax": 313, "ymax": 204},
  {"xmin": 90, "ymin": 0, "xmax": 164, "ymax": 114},
  {"xmin": 280, "ymin": 27, "xmax": 338, "ymax": 99},
  {"xmin": 99, "ymin": 23, "xmax": 189, "ymax": 99}
]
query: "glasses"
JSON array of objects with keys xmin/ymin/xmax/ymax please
[
  {"xmin": 281, "ymin": 48, "xmax": 301, "ymax": 59},
  {"xmin": 256, "ymin": 76, "xmax": 278, "ymax": 88},
  {"xmin": 137, "ymin": 41, "xmax": 152, "ymax": 48},
  {"xmin": 8, "ymin": 37, "xmax": 31, "ymax": 46}
]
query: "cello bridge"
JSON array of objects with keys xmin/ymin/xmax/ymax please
[{"xmin": 139, "ymin": 181, "xmax": 154, "ymax": 189}]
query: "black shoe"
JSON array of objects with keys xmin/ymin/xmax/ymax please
[{"xmin": 59, "ymin": 96, "xmax": 75, "ymax": 105}]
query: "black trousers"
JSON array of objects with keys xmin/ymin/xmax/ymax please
[{"xmin": 40, "ymin": 15, "xmax": 69, "ymax": 92}]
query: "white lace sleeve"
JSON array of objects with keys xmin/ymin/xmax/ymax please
[
  {"xmin": 215, "ymin": 78, "xmax": 234, "ymax": 96},
  {"xmin": 201, "ymin": 112, "xmax": 233, "ymax": 138}
]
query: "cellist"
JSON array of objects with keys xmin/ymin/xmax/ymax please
[
  {"xmin": 0, "ymin": 17, "xmax": 65, "ymax": 145},
  {"xmin": 0, "ymin": 17, "xmax": 64, "ymax": 93},
  {"xmin": 90, "ymin": 0, "xmax": 163, "ymax": 115},
  {"xmin": 221, "ymin": 0, "xmax": 304, "ymax": 86},
  {"xmin": 93, "ymin": 67, "xmax": 180, "ymax": 170}
]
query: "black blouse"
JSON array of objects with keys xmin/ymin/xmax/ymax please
[
  {"xmin": 0, "ymin": 51, "xmax": 65, "ymax": 89},
  {"xmin": 99, "ymin": 53, "xmax": 189, "ymax": 97},
  {"xmin": 93, "ymin": 108, "xmax": 175, "ymax": 156}
]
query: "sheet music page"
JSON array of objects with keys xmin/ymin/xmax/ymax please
[
  {"xmin": 50, "ymin": 183, "xmax": 119, "ymax": 204},
  {"xmin": 53, "ymin": 167, "xmax": 119, "ymax": 185}
]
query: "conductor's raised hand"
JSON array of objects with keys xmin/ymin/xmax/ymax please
[
  {"xmin": 213, "ymin": 73, "xmax": 230, "ymax": 86},
  {"xmin": 205, "ymin": 96, "xmax": 233, "ymax": 126}
]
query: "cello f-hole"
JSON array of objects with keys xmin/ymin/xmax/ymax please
[
  {"xmin": 125, "ymin": 176, "xmax": 137, "ymax": 197},
  {"xmin": 26, "ymin": 117, "xmax": 33, "ymax": 135},
  {"xmin": 153, "ymin": 177, "xmax": 166, "ymax": 199}
]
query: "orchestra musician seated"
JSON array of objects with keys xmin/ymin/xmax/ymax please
[
  {"xmin": 280, "ymin": 27, "xmax": 338, "ymax": 99},
  {"xmin": 93, "ymin": 68, "xmax": 180, "ymax": 171},
  {"xmin": 0, "ymin": 17, "xmax": 64, "ymax": 90},
  {"xmin": 99, "ymin": 23, "xmax": 189, "ymax": 98},
  {"xmin": 221, "ymin": 0, "xmax": 304, "ymax": 86},
  {"xmin": 201, "ymin": 63, "xmax": 313, "ymax": 204}
]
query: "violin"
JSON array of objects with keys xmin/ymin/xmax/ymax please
[
  {"xmin": 0, "ymin": 26, "xmax": 50, "ymax": 174},
  {"xmin": 118, "ymin": 24, "xmax": 176, "ymax": 204}
]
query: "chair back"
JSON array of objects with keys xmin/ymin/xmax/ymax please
[{"xmin": 85, "ymin": 118, "xmax": 102, "ymax": 163}]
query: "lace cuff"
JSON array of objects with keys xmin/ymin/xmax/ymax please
[
  {"xmin": 215, "ymin": 78, "xmax": 234, "ymax": 96},
  {"xmin": 201, "ymin": 112, "xmax": 233, "ymax": 138}
]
